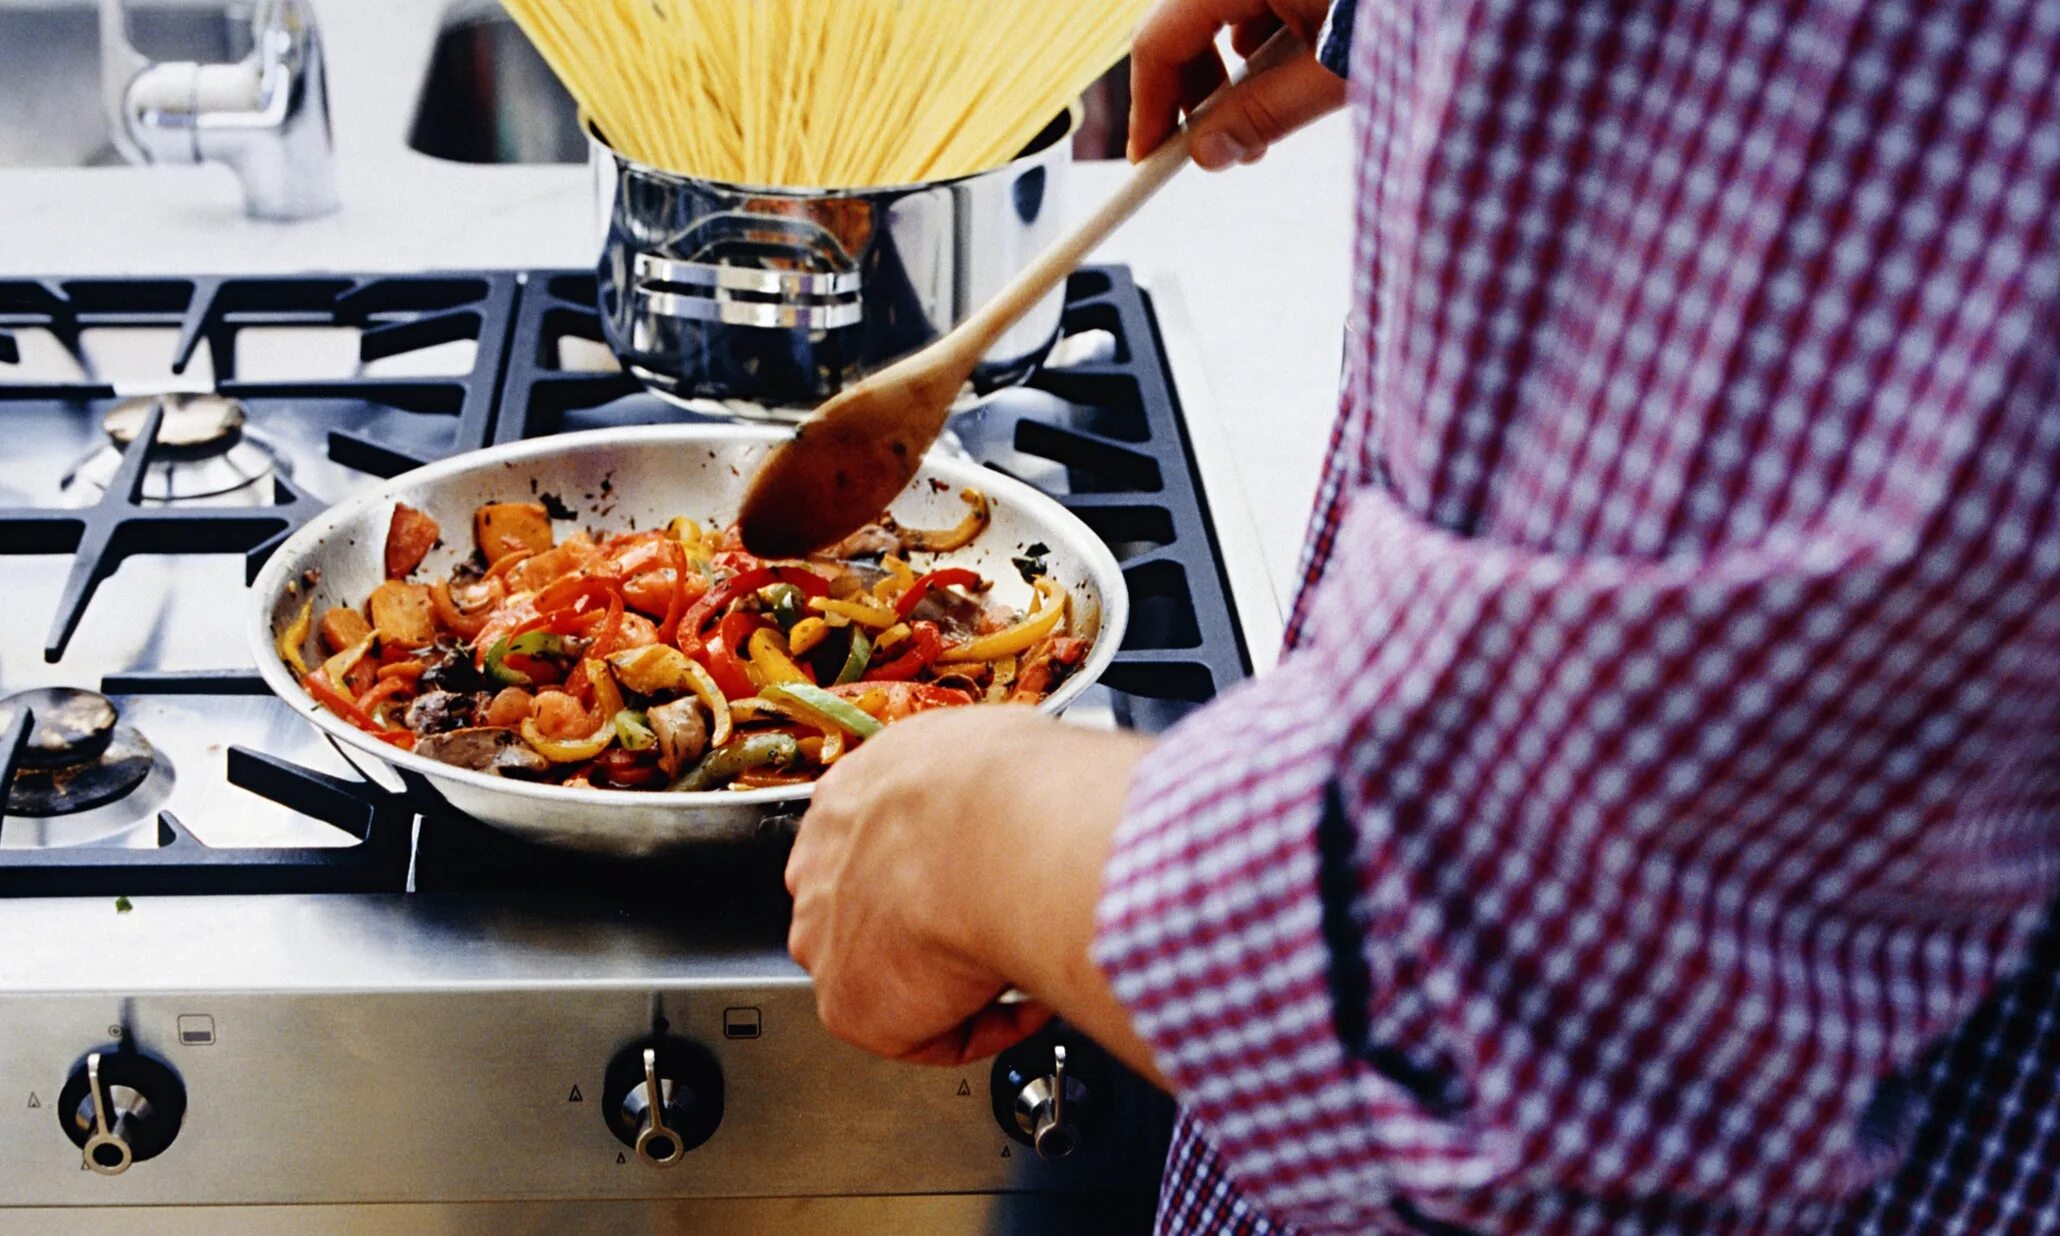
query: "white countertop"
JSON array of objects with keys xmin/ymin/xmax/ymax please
[{"xmin": 0, "ymin": 0, "xmax": 1355, "ymax": 614}]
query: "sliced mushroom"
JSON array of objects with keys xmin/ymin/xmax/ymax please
[
  {"xmin": 414, "ymin": 727, "xmax": 550, "ymax": 776},
  {"xmin": 827, "ymin": 524, "xmax": 900, "ymax": 559},
  {"xmin": 404, "ymin": 690, "xmax": 482, "ymax": 735},
  {"xmin": 646, "ymin": 697, "xmax": 708, "ymax": 778}
]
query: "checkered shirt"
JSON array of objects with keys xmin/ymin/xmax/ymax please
[{"xmin": 1095, "ymin": 0, "xmax": 2060, "ymax": 1232}]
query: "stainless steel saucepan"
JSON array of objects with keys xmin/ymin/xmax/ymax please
[
  {"xmin": 589, "ymin": 112, "xmax": 1076, "ymax": 415},
  {"xmin": 247, "ymin": 425, "xmax": 1128, "ymax": 856}
]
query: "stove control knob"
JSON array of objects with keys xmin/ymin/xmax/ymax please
[
  {"xmin": 1013, "ymin": 1044, "xmax": 1089, "ymax": 1160},
  {"xmin": 601, "ymin": 1038, "xmax": 723, "ymax": 1166},
  {"xmin": 58, "ymin": 1050, "xmax": 187, "ymax": 1175}
]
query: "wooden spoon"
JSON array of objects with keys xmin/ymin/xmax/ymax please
[{"xmin": 737, "ymin": 30, "xmax": 1305, "ymax": 558}]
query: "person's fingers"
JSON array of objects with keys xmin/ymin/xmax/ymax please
[
  {"xmin": 1188, "ymin": 53, "xmax": 1347, "ymax": 170},
  {"xmin": 1127, "ymin": 0, "xmax": 1273, "ymax": 161},
  {"xmin": 895, "ymin": 1002, "xmax": 1057, "ymax": 1068},
  {"xmin": 1230, "ymin": 13, "xmax": 1280, "ymax": 57}
]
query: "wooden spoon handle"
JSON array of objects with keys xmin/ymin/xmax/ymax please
[{"xmin": 951, "ymin": 27, "xmax": 1310, "ymax": 357}]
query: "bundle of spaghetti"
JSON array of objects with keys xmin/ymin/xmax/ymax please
[{"xmin": 501, "ymin": 0, "xmax": 1152, "ymax": 188}]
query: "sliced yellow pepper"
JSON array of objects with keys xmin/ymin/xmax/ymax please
[
  {"xmin": 586, "ymin": 660, "xmax": 625, "ymax": 719},
  {"xmin": 519, "ymin": 716, "xmax": 615, "ymax": 763},
  {"xmin": 808, "ymin": 596, "xmax": 900, "ymax": 628},
  {"xmin": 321, "ymin": 631, "xmax": 377, "ymax": 691},
  {"xmin": 747, "ymin": 628, "xmax": 810, "ymax": 686},
  {"xmin": 892, "ymin": 488, "xmax": 991, "ymax": 552},
  {"xmin": 276, "ymin": 597, "xmax": 314, "ymax": 678},
  {"xmin": 787, "ymin": 616, "xmax": 830, "ymax": 656},
  {"xmin": 680, "ymin": 657, "xmax": 732, "ymax": 749},
  {"xmin": 606, "ymin": 645, "xmax": 696, "ymax": 695},
  {"xmin": 872, "ymin": 554, "xmax": 918, "ymax": 604},
  {"xmin": 873, "ymin": 622, "xmax": 912, "ymax": 651},
  {"xmin": 936, "ymin": 580, "xmax": 1066, "ymax": 663}
]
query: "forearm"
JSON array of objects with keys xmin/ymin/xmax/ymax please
[{"xmin": 963, "ymin": 722, "xmax": 1170, "ymax": 1090}]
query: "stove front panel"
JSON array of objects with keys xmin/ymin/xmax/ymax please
[{"xmin": 0, "ymin": 983, "xmax": 1164, "ymax": 1210}]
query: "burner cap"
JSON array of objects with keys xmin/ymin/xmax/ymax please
[
  {"xmin": 104, "ymin": 393, "xmax": 248, "ymax": 455},
  {"xmin": 6, "ymin": 727, "xmax": 156, "ymax": 818},
  {"xmin": 0, "ymin": 687, "xmax": 118, "ymax": 769}
]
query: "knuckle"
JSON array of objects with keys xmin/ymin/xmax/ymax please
[{"xmin": 1236, "ymin": 92, "xmax": 1290, "ymax": 145}]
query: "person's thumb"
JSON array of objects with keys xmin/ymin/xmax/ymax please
[{"xmin": 1189, "ymin": 54, "xmax": 1346, "ymax": 171}]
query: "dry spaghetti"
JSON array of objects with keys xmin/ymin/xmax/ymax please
[{"xmin": 502, "ymin": 0, "xmax": 1150, "ymax": 187}]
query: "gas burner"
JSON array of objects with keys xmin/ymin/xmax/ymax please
[
  {"xmin": 0, "ymin": 688, "xmax": 162, "ymax": 829},
  {"xmin": 58, "ymin": 393, "xmax": 286, "ymax": 508}
]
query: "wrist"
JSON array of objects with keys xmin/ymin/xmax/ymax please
[{"xmin": 964, "ymin": 719, "xmax": 1152, "ymax": 997}]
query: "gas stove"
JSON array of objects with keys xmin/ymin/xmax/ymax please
[{"xmin": 0, "ymin": 268, "xmax": 1259, "ymax": 1233}]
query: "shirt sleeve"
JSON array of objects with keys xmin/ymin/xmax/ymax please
[
  {"xmin": 1095, "ymin": 453, "xmax": 2060, "ymax": 1230},
  {"xmin": 1316, "ymin": 0, "xmax": 1358, "ymax": 78}
]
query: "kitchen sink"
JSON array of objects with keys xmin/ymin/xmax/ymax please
[
  {"xmin": 0, "ymin": 2, "xmax": 248, "ymax": 168},
  {"xmin": 407, "ymin": 0, "xmax": 1132, "ymax": 167}
]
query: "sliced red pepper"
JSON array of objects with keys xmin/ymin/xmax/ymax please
[
  {"xmin": 894, "ymin": 567, "xmax": 982, "ymax": 620},
  {"xmin": 653, "ymin": 540, "xmax": 694, "ymax": 646},
  {"xmin": 695, "ymin": 632, "xmax": 757, "ymax": 700},
  {"xmin": 675, "ymin": 564, "xmax": 830, "ymax": 651},
  {"xmin": 303, "ymin": 672, "xmax": 414, "ymax": 746},
  {"xmin": 535, "ymin": 575, "xmax": 626, "ymax": 656},
  {"xmin": 862, "ymin": 621, "xmax": 945, "ymax": 681},
  {"xmin": 354, "ymin": 676, "xmax": 412, "ymax": 721},
  {"xmin": 535, "ymin": 575, "xmax": 621, "ymax": 616}
]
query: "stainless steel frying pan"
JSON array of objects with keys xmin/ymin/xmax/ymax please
[{"xmin": 246, "ymin": 425, "xmax": 1128, "ymax": 856}]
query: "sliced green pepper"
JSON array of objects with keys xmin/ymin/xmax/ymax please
[
  {"xmin": 759, "ymin": 582, "xmax": 807, "ymax": 633},
  {"xmin": 832, "ymin": 627, "xmax": 872, "ymax": 685},
  {"xmin": 762, "ymin": 682, "xmax": 884, "ymax": 739},
  {"xmin": 484, "ymin": 629, "xmax": 570, "ymax": 686},
  {"xmin": 613, "ymin": 709, "xmax": 656, "ymax": 751},
  {"xmin": 671, "ymin": 733, "xmax": 800, "ymax": 792}
]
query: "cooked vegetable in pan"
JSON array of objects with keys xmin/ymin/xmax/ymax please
[{"xmin": 281, "ymin": 492, "xmax": 1092, "ymax": 791}]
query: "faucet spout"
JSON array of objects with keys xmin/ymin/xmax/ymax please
[{"xmin": 100, "ymin": 0, "xmax": 340, "ymax": 221}]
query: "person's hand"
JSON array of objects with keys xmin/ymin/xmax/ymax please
[
  {"xmin": 1129, "ymin": 0, "xmax": 1347, "ymax": 170},
  {"xmin": 785, "ymin": 705, "xmax": 1160, "ymax": 1073}
]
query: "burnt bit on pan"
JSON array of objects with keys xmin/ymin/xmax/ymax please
[{"xmin": 537, "ymin": 491, "xmax": 577, "ymax": 521}]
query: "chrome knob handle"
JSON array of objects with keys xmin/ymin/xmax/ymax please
[
  {"xmin": 630, "ymin": 1047, "xmax": 685, "ymax": 1168},
  {"xmin": 59, "ymin": 1048, "xmax": 186, "ymax": 1173},
  {"xmin": 79, "ymin": 1054, "xmax": 132, "ymax": 1176},
  {"xmin": 1014, "ymin": 1043, "xmax": 1088, "ymax": 1160},
  {"xmin": 602, "ymin": 1037, "xmax": 724, "ymax": 1165}
]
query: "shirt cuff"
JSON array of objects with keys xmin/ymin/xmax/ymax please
[{"xmin": 1317, "ymin": 0, "xmax": 1358, "ymax": 78}]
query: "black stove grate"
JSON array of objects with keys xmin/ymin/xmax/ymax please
[
  {"xmin": 1, "ymin": 266, "xmax": 1249, "ymax": 896},
  {"xmin": 0, "ymin": 274, "xmax": 520, "ymax": 663}
]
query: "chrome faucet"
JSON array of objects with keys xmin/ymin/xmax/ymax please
[{"xmin": 100, "ymin": 0, "xmax": 340, "ymax": 221}]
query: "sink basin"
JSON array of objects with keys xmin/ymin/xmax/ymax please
[
  {"xmin": 407, "ymin": 1, "xmax": 1131, "ymax": 167},
  {"xmin": 0, "ymin": 4, "xmax": 247, "ymax": 168}
]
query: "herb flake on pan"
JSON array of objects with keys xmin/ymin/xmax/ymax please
[
  {"xmin": 1012, "ymin": 542, "xmax": 1051, "ymax": 583},
  {"xmin": 114, "ymin": 896, "xmax": 133, "ymax": 914},
  {"xmin": 537, "ymin": 491, "xmax": 578, "ymax": 521}
]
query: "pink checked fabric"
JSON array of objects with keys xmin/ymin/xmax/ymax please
[{"xmin": 1094, "ymin": 0, "xmax": 2060, "ymax": 1232}]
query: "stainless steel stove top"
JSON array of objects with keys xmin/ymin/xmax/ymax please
[{"xmin": 0, "ymin": 268, "xmax": 1255, "ymax": 1232}]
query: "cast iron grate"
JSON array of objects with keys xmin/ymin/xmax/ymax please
[
  {"xmin": 0, "ymin": 698, "xmax": 412, "ymax": 896},
  {"xmin": 0, "ymin": 273, "xmax": 520, "ymax": 662}
]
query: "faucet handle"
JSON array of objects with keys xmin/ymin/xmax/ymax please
[
  {"xmin": 96, "ymin": 0, "xmax": 340, "ymax": 220},
  {"xmin": 98, "ymin": 0, "xmax": 153, "ymax": 165}
]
